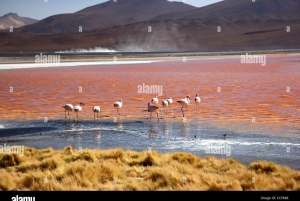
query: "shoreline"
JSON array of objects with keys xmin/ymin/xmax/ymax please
[
  {"xmin": 1, "ymin": 50, "xmax": 300, "ymax": 63},
  {"xmin": 1, "ymin": 117, "xmax": 299, "ymax": 172}
]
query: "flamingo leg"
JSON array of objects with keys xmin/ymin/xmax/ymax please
[
  {"xmin": 185, "ymin": 104, "xmax": 188, "ymax": 116},
  {"xmin": 157, "ymin": 112, "xmax": 159, "ymax": 121},
  {"xmin": 150, "ymin": 112, "xmax": 152, "ymax": 120},
  {"xmin": 65, "ymin": 110, "xmax": 67, "ymax": 119},
  {"xmin": 97, "ymin": 112, "xmax": 99, "ymax": 122}
]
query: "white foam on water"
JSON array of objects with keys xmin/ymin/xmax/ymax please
[
  {"xmin": 58, "ymin": 127, "xmax": 127, "ymax": 133},
  {"xmin": 0, "ymin": 60, "xmax": 164, "ymax": 70},
  {"xmin": 55, "ymin": 47, "xmax": 117, "ymax": 53}
]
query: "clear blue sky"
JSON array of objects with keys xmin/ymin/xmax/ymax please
[{"xmin": 0, "ymin": 0, "xmax": 222, "ymax": 20}]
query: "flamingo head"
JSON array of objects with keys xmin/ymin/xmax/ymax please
[{"xmin": 80, "ymin": 102, "xmax": 85, "ymax": 106}]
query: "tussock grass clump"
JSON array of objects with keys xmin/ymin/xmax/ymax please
[
  {"xmin": 63, "ymin": 146, "xmax": 73, "ymax": 155},
  {"xmin": 172, "ymin": 152, "xmax": 199, "ymax": 165},
  {"xmin": 145, "ymin": 168, "xmax": 182, "ymax": 190},
  {"xmin": 293, "ymin": 173, "xmax": 300, "ymax": 182},
  {"xmin": 76, "ymin": 151, "xmax": 97, "ymax": 162},
  {"xmin": 129, "ymin": 154, "xmax": 156, "ymax": 166},
  {"xmin": 100, "ymin": 148, "xmax": 125, "ymax": 160},
  {"xmin": 39, "ymin": 156, "xmax": 62, "ymax": 171},
  {"xmin": 249, "ymin": 161, "xmax": 277, "ymax": 174},
  {"xmin": 0, "ymin": 146, "xmax": 300, "ymax": 191},
  {"xmin": 0, "ymin": 169, "xmax": 17, "ymax": 190},
  {"xmin": 208, "ymin": 179, "xmax": 242, "ymax": 191},
  {"xmin": 15, "ymin": 161, "xmax": 39, "ymax": 173},
  {"xmin": 0, "ymin": 154, "xmax": 25, "ymax": 168},
  {"xmin": 24, "ymin": 147, "xmax": 38, "ymax": 157}
]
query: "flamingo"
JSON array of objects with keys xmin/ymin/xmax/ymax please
[
  {"xmin": 151, "ymin": 96, "xmax": 159, "ymax": 105},
  {"xmin": 165, "ymin": 94, "xmax": 173, "ymax": 113},
  {"xmin": 166, "ymin": 97, "xmax": 173, "ymax": 105},
  {"xmin": 161, "ymin": 99, "xmax": 169, "ymax": 116},
  {"xmin": 63, "ymin": 104, "xmax": 73, "ymax": 119},
  {"xmin": 74, "ymin": 102, "xmax": 84, "ymax": 123},
  {"xmin": 148, "ymin": 103, "xmax": 159, "ymax": 121},
  {"xmin": 92, "ymin": 106, "xmax": 101, "ymax": 122},
  {"xmin": 113, "ymin": 99, "xmax": 122, "ymax": 116},
  {"xmin": 195, "ymin": 94, "xmax": 201, "ymax": 109},
  {"xmin": 177, "ymin": 95, "xmax": 191, "ymax": 117}
]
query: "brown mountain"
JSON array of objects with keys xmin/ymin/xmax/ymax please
[
  {"xmin": 0, "ymin": 13, "xmax": 38, "ymax": 30},
  {"xmin": 1, "ymin": 0, "xmax": 300, "ymax": 53},
  {"xmin": 152, "ymin": 0, "xmax": 300, "ymax": 20},
  {"xmin": 15, "ymin": 0, "xmax": 196, "ymax": 34}
]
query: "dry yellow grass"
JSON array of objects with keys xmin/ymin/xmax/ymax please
[{"xmin": 0, "ymin": 146, "xmax": 300, "ymax": 191}]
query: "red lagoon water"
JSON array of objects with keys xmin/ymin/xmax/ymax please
[{"xmin": 0, "ymin": 54, "xmax": 299, "ymax": 136}]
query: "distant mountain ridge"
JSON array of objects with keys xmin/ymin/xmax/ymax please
[
  {"xmin": 16, "ymin": 0, "xmax": 196, "ymax": 33},
  {"xmin": 1, "ymin": 0, "xmax": 300, "ymax": 53},
  {"xmin": 152, "ymin": 0, "xmax": 300, "ymax": 20},
  {"xmin": 0, "ymin": 13, "xmax": 38, "ymax": 30}
]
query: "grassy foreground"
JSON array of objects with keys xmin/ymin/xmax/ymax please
[{"xmin": 0, "ymin": 146, "xmax": 300, "ymax": 191}]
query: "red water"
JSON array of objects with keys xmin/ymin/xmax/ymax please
[{"xmin": 0, "ymin": 54, "xmax": 299, "ymax": 135}]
